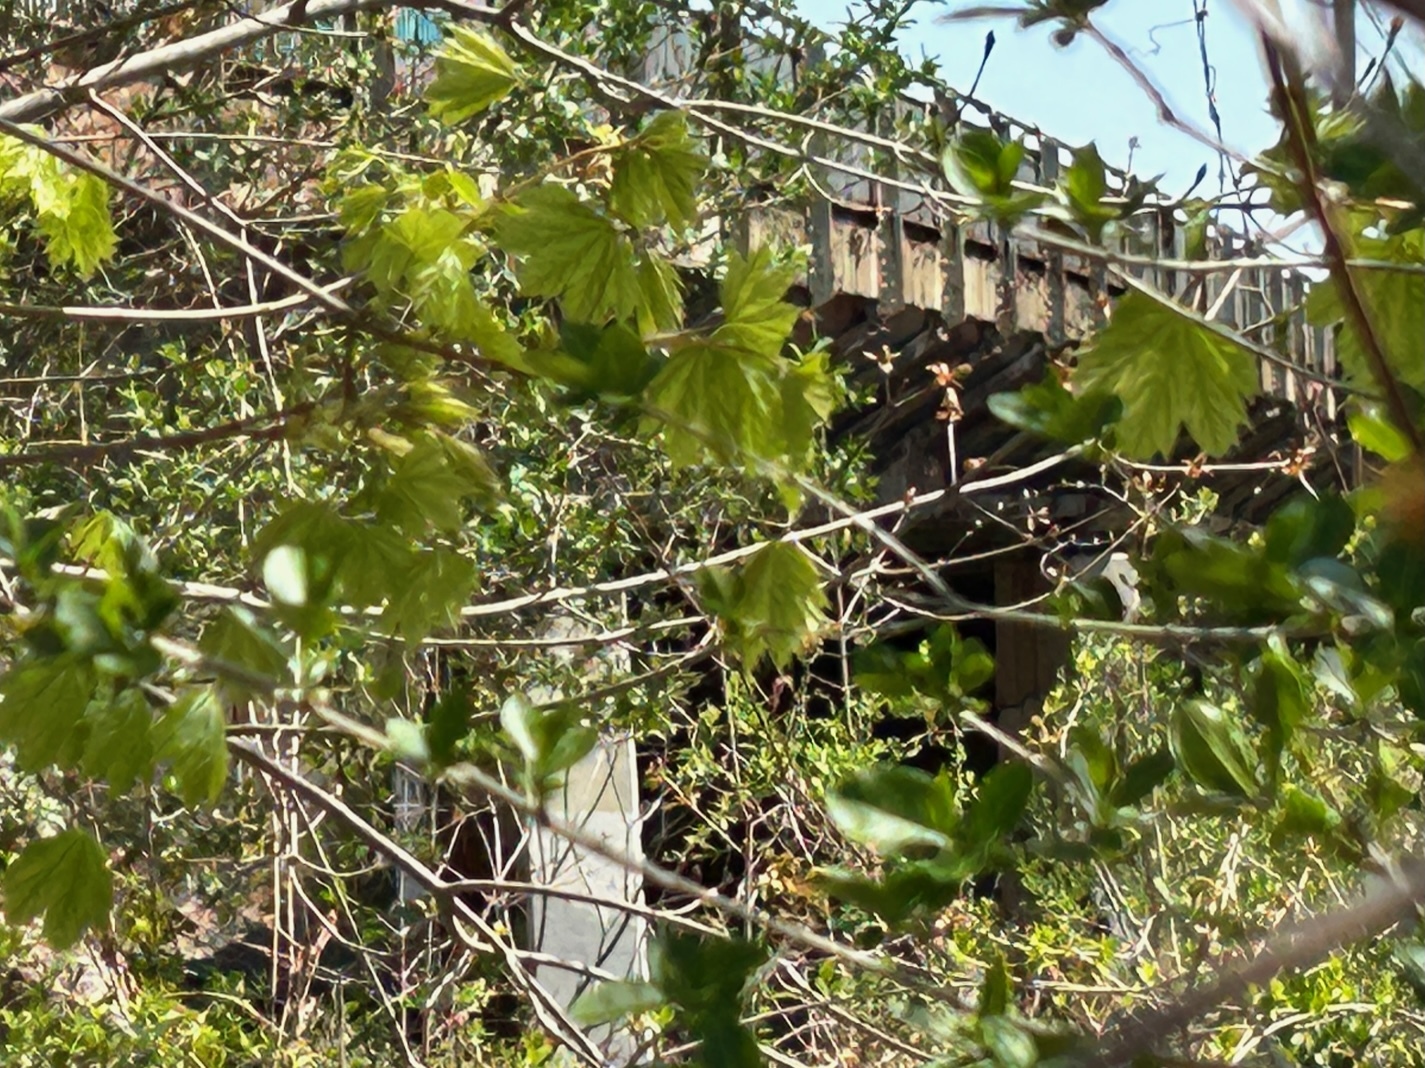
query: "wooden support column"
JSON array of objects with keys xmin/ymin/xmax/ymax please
[
  {"xmin": 1333, "ymin": 0, "xmax": 1356, "ymax": 104},
  {"xmin": 1039, "ymin": 138, "xmax": 1066, "ymax": 345},
  {"xmin": 993, "ymin": 557, "xmax": 1070, "ymax": 742},
  {"xmin": 875, "ymin": 106, "xmax": 906, "ymax": 316},
  {"xmin": 941, "ymin": 218, "xmax": 966, "ymax": 325},
  {"xmin": 805, "ymin": 41, "xmax": 837, "ymax": 308}
]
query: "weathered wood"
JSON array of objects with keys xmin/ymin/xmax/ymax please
[
  {"xmin": 1039, "ymin": 138, "xmax": 1066, "ymax": 345},
  {"xmin": 993, "ymin": 556, "xmax": 1070, "ymax": 734}
]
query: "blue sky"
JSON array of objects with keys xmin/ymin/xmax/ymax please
[{"xmin": 793, "ymin": 0, "xmax": 1419, "ymax": 195}]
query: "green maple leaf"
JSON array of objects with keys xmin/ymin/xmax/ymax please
[
  {"xmin": 332, "ymin": 524, "xmax": 415, "ymax": 609},
  {"xmin": 988, "ymin": 372, "xmax": 1121, "ymax": 443},
  {"xmin": 496, "ymin": 184, "xmax": 643, "ymax": 324},
  {"xmin": 0, "ymin": 133, "xmax": 116, "ymax": 279},
  {"xmin": 36, "ymin": 173, "xmax": 116, "ymax": 279},
  {"xmin": 408, "ymin": 247, "xmax": 482, "ymax": 329},
  {"xmin": 425, "ymin": 26, "xmax": 523, "ymax": 124},
  {"xmin": 338, "ymin": 183, "xmax": 389, "ymax": 234},
  {"xmin": 381, "ymin": 547, "xmax": 478, "ymax": 642},
  {"xmin": 376, "ymin": 432, "xmax": 498, "ymax": 536},
  {"xmin": 553, "ymin": 321, "xmax": 661, "ymax": 398},
  {"xmin": 353, "ymin": 205, "xmax": 529, "ymax": 364},
  {"xmin": 3, "ymin": 828, "xmax": 113, "ymax": 949},
  {"xmin": 698, "ymin": 542, "xmax": 827, "ymax": 668},
  {"xmin": 254, "ymin": 503, "xmax": 424, "ymax": 613},
  {"xmin": 81, "ymin": 688, "xmax": 154, "ymax": 793},
  {"xmin": 778, "ymin": 349, "xmax": 839, "ymax": 463},
  {"xmin": 362, "ymin": 206, "xmax": 474, "ymax": 294},
  {"xmin": 609, "ymin": 111, "xmax": 706, "ymax": 230},
  {"xmin": 645, "ymin": 342, "xmax": 782, "ymax": 468},
  {"xmin": 444, "ymin": 280, "xmax": 526, "ymax": 366},
  {"xmin": 644, "ymin": 249, "xmax": 833, "ymax": 479},
  {"xmin": 1307, "ymin": 228, "xmax": 1425, "ymax": 392},
  {"xmin": 153, "ymin": 686, "xmax": 229, "ymax": 806},
  {"xmin": 636, "ymin": 253, "xmax": 684, "ymax": 334},
  {"xmin": 199, "ymin": 606, "xmax": 290, "ymax": 700},
  {"xmin": 1072, "ymin": 293, "xmax": 1258, "ymax": 459},
  {"xmin": 0, "ymin": 655, "xmax": 97, "ymax": 773},
  {"xmin": 715, "ymin": 247, "xmax": 802, "ymax": 358}
]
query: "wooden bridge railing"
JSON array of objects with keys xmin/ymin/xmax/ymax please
[
  {"xmin": 639, "ymin": 18, "xmax": 1338, "ymax": 412},
  {"xmin": 10, "ymin": 0, "xmax": 1337, "ymax": 411}
]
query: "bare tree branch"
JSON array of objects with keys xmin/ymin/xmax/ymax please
[
  {"xmin": 0, "ymin": 281, "xmax": 350, "ymax": 324},
  {"xmin": 1380, "ymin": 0, "xmax": 1425, "ymax": 25},
  {"xmin": 0, "ymin": 402, "xmax": 313, "ymax": 472},
  {"xmin": 228, "ymin": 738, "xmax": 608, "ymax": 1066},
  {"xmin": 1094, "ymin": 856, "xmax": 1425, "ymax": 1066},
  {"xmin": 0, "ymin": 0, "xmax": 411, "ymax": 124}
]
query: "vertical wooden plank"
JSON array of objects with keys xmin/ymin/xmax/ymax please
[
  {"xmin": 1091, "ymin": 225, "xmax": 1113, "ymax": 329},
  {"xmin": 876, "ymin": 107, "xmax": 906, "ymax": 315},
  {"xmin": 1040, "ymin": 137, "xmax": 1065, "ymax": 345},
  {"xmin": 805, "ymin": 42, "xmax": 836, "ymax": 308},
  {"xmin": 1333, "ymin": 0, "xmax": 1357, "ymax": 103},
  {"xmin": 370, "ymin": 12, "xmax": 395, "ymax": 110},
  {"xmin": 1286, "ymin": 273, "xmax": 1306, "ymax": 403},
  {"xmin": 1154, "ymin": 207, "xmax": 1173, "ymax": 297},
  {"xmin": 994, "ymin": 557, "xmax": 1071, "ymax": 733},
  {"xmin": 942, "ymin": 220, "xmax": 966, "ymax": 325},
  {"xmin": 1322, "ymin": 323, "xmax": 1338, "ymax": 420}
]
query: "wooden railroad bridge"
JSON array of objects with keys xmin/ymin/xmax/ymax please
[{"xmin": 633, "ymin": 13, "xmax": 1345, "ymax": 539}]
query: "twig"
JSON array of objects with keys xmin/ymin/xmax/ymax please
[
  {"xmin": 228, "ymin": 738, "xmax": 608, "ymax": 1066},
  {"xmin": 0, "ymin": 402, "xmax": 311, "ymax": 471},
  {"xmin": 1262, "ymin": 39, "xmax": 1423, "ymax": 454},
  {"xmin": 0, "ymin": 0, "xmax": 403, "ymax": 124},
  {"xmin": 0, "ymin": 0, "xmax": 207, "ymax": 72},
  {"xmin": 1091, "ymin": 855, "xmax": 1425, "ymax": 1066},
  {"xmin": 0, "ymin": 281, "xmax": 350, "ymax": 324}
]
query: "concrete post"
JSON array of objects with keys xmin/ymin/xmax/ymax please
[{"xmin": 527, "ymin": 615, "xmax": 648, "ymax": 1065}]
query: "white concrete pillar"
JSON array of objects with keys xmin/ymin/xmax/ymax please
[{"xmin": 528, "ymin": 615, "xmax": 648, "ymax": 1064}]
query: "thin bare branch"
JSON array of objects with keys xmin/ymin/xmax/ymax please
[
  {"xmin": 0, "ymin": 0, "xmax": 404, "ymax": 124},
  {"xmin": 1093, "ymin": 856, "xmax": 1425, "ymax": 1066},
  {"xmin": 0, "ymin": 402, "xmax": 312, "ymax": 472},
  {"xmin": 0, "ymin": 281, "xmax": 350, "ymax": 324}
]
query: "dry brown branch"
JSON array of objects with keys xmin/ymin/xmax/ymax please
[
  {"xmin": 1380, "ymin": 0, "xmax": 1425, "ymax": 24},
  {"xmin": 228, "ymin": 739, "xmax": 608, "ymax": 1066},
  {"xmin": 1093, "ymin": 856, "xmax": 1425, "ymax": 1065}
]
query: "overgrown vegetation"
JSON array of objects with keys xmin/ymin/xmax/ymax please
[{"xmin": 0, "ymin": 0, "xmax": 1422, "ymax": 1065}]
